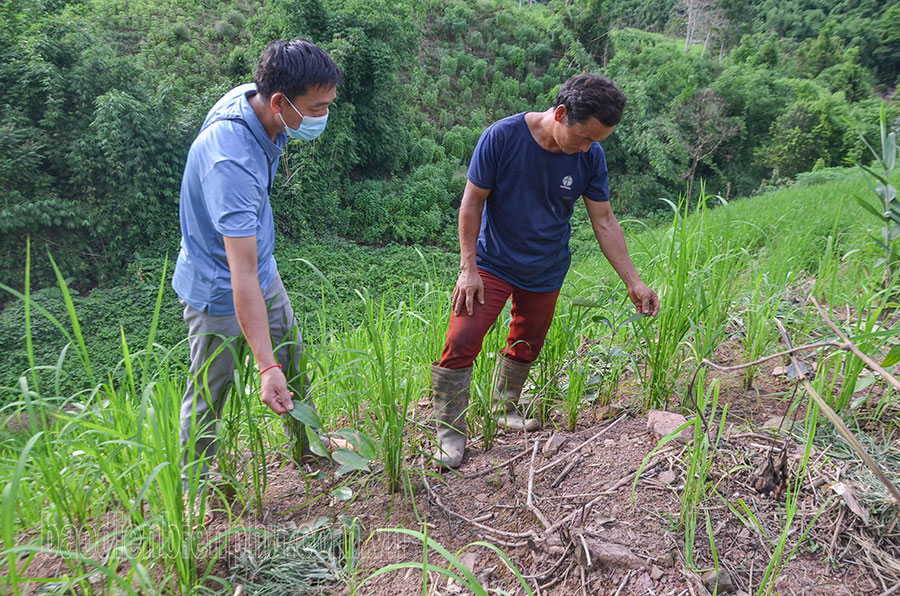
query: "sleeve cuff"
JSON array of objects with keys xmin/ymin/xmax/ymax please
[
  {"xmin": 215, "ymin": 225, "xmax": 257, "ymax": 238},
  {"xmin": 467, "ymin": 175, "xmax": 491, "ymax": 191}
]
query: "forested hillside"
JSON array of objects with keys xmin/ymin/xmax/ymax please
[{"xmin": 1, "ymin": 0, "xmax": 898, "ymax": 290}]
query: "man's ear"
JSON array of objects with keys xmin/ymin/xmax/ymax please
[
  {"xmin": 553, "ymin": 105, "xmax": 567, "ymax": 123},
  {"xmin": 269, "ymin": 92, "xmax": 284, "ymax": 115}
]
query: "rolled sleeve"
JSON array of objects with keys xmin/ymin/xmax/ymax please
[
  {"xmin": 467, "ymin": 124, "xmax": 503, "ymax": 190},
  {"xmin": 583, "ymin": 146, "xmax": 610, "ymax": 203},
  {"xmin": 202, "ymin": 159, "xmax": 266, "ymax": 237}
]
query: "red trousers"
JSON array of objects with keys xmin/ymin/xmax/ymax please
[{"xmin": 438, "ymin": 269, "xmax": 561, "ymax": 369}]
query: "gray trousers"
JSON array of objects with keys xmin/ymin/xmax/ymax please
[{"xmin": 179, "ymin": 274, "xmax": 308, "ymax": 484}]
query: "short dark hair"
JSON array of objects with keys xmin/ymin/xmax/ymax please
[
  {"xmin": 254, "ymin": 38, "xmax": 343, "ymax": 101},
  {"xmin": 553, "ymin": 74, "xmax": 627, "ymax": 127}
]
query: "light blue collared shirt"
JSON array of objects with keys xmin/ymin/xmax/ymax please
[{"xmin": 172, "ymin": 83, "xmax": 287, "ymax": 315}]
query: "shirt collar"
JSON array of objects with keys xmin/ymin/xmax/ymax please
[{"xmin": 238, "ymin": 83, "xmax": 287, "ymax": 160}]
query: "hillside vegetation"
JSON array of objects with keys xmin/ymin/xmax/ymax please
[{"xmin": 1, "ymin": 0, "xmax": 897, "ymax": 288}]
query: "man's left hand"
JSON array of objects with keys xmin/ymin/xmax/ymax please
[{"xmin": 627, "ymin": 281, "xmax": 660, "ymax": 316}]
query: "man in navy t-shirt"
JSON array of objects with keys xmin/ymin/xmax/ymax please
[{"xmin": 431, "ymin": 74, "xmax": 660, "ymax": 469}]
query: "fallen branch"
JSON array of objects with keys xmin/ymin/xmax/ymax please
[
  {"xmin": 527, "ymin": 439, "xmax": 553, "ymax": 530},
  {"xmin": 685, "ymin": 340, "xmax": 846, "ymax": 437},
  {"xmin": 535, "ymin": 415, "xmax": 625, "ymax": 475},
  {"xmin": 551, "ymin": 454, "xmax": 583, "ymax": 489},
  {"xmin": 422, "ymin": 472, "xmax": 535, "ymax": 540},
  {"xmin": 613, "ymin": 570, "xmax": 633, "ymax": 596},
  {"xmin": 537, "ymin": 560, "xmax": 573, "ymax": 592},
  {"xmin": 522, "ymin": 542, "xmax": 573, "ymax": 581},
  {"xmin": 774, "ymin": 318, "xmax": 900, "ymax": 529},
  {"xmin": 605, "ymin": 446, "xmax": 676, "ymax": 494}
]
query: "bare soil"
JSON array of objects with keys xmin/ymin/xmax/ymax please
[
  {"xmin": 19, "ymin": 338, "xmax": 900, "ymax": 595},
  {"xmin": 202, "ymin": 343, "xmax": 899, "ymax": 595}
]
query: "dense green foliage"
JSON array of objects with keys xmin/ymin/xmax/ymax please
[
  {"xmin": 565, "ymin": 0, "xmax": 900, "ymax": 87},
  {"xmin": 1, "ymin": 0, "xmax": 897, "ymax": 291}
]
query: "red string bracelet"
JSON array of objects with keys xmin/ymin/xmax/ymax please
[{"xmin": 259, "ymin": 363, "xmax": 282, "ymax": 376}]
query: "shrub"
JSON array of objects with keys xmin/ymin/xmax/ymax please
[
  {"xmin": 170, "ymin": 23, "xmax": 190, "ymax": 42},
  {"xmin": 440, "ymin": 54, "xmax": 458, "ymax": 77},
  {"xmin": 225, "ymin": 10, "xmax": 246, "ymax": 29},
  {"xmin": 211, "ymin": 20, "xmax": 238, "ymax": 41},
  {"xmin": 466, "ymin": 30, "xmax": 483, "ymax": 50}
]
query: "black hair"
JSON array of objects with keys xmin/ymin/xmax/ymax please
[
  {"xmin": 553, "ymin": 74, "xmax": 627, "ymax": 127},
  {"xmin": 254, "ymin": 38, "xmax": 343, "ymax": 101}
]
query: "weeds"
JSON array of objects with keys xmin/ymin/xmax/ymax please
[
  {"xmin": 361, "ymin": 527, "xmax": 535, "ymax": 596},
  {"xmin": 563, "ymin": 360, "xmax": 588, "ymax": 430},
  {"xmin": 741, "ymin": 273, "xmax": 782, "ymax": 390},
  {"xmin": 634, "ymin": 193, "xmax": 742, "ymax": 410},
  {"xmin": 754, "ymin": 400, "xmax": 827, "ymax": 596},
  {"xmin": 681, "ymin": 374, "xmax": 727, "ymax": 569}
]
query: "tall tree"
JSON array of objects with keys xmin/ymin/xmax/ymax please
[
  {"xmin": 680, "ymin": 0, "xmax": 719, "ymax": 52},
  {"xmin": 679, "ymin": 88, "xmax": 743, "ymax": 203}
]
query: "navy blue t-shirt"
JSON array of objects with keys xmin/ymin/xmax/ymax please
[{"xmin": 468, "ymin": 112, "xmax": 610, "ymax": 292}]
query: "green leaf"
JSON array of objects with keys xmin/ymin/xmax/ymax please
[
  {"xmin": 332, "ymin": 449, "xmax": 370, "ymax": 473},
  {"xmin": 871, "ymin": 235, "xmax": 889, "ymax": 251},
  {"xmin": 334, "ymin": 429, "xmax": 378, "ymax": 461},
  {"xmin": 331, "ymin": 486, "xmax": 354, "ymax": 501},
  {"xmin": 885, "ymin": 131, "xmax": 896, "ymax": 172},
  {"xmin": 622, "ymin": 312, "xmax": 647, "ymax": 327},
  {"xmin": 853, "ymin": 375, "xmax": 877, "ymax": 394},
  {"xmin": 853, "ymin": 194, "xmax": 883, "ymax": 220},
  {"xmin": 289, "ymin": 401, "xmax": 322, "ymax": 429},
  {"xmin": 858, "ymin": 162, "xmax": 889, "ymax": 186},
  {"xmin": 592, "ymin": 315, "xmax": 612, "ymax": 328},
  {"xmin": 882, "ymin": 344, "xmax": 900, "ymax": 368},
  {"xmin": 305, "ymin": 426, "xmax": 330, "ymax": 458},
  {"xmin": 571, "ymin": 297, "xmax": 604, "ymax": 308}
]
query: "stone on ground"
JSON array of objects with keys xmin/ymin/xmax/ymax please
[
  {"xmin": 543, "ymin": 432, "xmax": 566, "ymax": 457},
  {"xmin": 647, "ymin": 410, "xmax": 690, "ymax": 443},
  {"xmin": 701, "ymin": 568, "xmax": 735, "ymax": 594}
]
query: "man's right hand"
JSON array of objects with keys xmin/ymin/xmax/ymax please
[
  {"xmin": 451, "ymin": 269, "xmax": 485, "ymax": 316},
  {"xmin": 260, "ymin": 367, "xmax": 294, "ymax": 414}
]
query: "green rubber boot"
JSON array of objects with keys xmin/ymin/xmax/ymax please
[
  {"xmin": 495, "ymin": 356, "xmax": 540, "ymax": 431},
  {"xmin": 431, "ymin": 363, "xmax": 471, "ymax": 469}
]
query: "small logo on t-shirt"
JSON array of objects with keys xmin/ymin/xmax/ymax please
[{"xmin": 560, "ymin": 175, "xmax": 573, "ymax": 190}]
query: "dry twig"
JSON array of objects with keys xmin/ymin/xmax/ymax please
[
  {"xmin": 422, "ymin": 472, "xmax": 535, "ymax": 540},
  {"xmin": 527, "ymin": 439, "xmax": 553, "ymax": 530},
  {"xmin": 535, "ymin": 415, "xmax": 625, "ymax": 475},
  {"xmin": 463, "ymin": 448, "xmax": 532, "ymax": 479},
  {"xmin": 613, "ymin": 570, "xmax": 633, "ymax": 596},
  {"xmin": 774, "ymin": 318, "xmax": 900, "ymax": 527},
  {"xmin": 551, "ymin": 454, "xmax": 583, "ymax": 489}
]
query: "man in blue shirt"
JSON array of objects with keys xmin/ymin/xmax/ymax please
[
  {"xmin": 173, "ymin": 39, "xmax": 341, "ymax": 488},
  {"xmin": 432, "ymin": 74, "xmax": 660, "ymax": 469}
]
